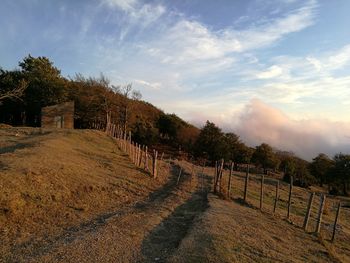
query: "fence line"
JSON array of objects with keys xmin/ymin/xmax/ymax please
[
  {"xmin": 104, "ymin": 122, "xmax": 158, "ymax": 178},
  {"xmin": 211, "ymin": 160, "xmax": 346, "ymax": 243},
  {"xmin": 97, "ymin": 122, "xmax": 345, "ymax": 244}
]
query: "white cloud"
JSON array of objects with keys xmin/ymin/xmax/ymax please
[
  {"xmin": 102, "ymin": 0, "xmax": 165, "ymax": 40},
  {"xmin": 142, "ymin": 0, "xmax": 317, "ymax": 71},
  {"xmin": 256, "ymin": 65, "xmax": 283, "ymax": 79},
  {"xmin": 134, "ymin": 79, "xmax": 161, "ymax": 90},
  {"xmin": 306, "ymin": 56, "xmax": 322, "ymax": 71},
  {"xmin": 327, "ymin": 44, "xmax": 350, "ymax": 70},
  {"xmin": 103, "ymin": 0, "xmax": 138, "ymax": 11},
  {"xmin": 304, "ymin": 44, "xmax": 350, "ymax": 72}
]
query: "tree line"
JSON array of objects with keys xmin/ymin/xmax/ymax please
[
  {"xmin": 0, "ymin": 55, "xmax": 198, "ymax": 150},
  {"xmin": 193, "ymin": 121, "xmax": 350, "ymax": 196},
  {"xmin": 1, "ymin": 55, "xmax": 349, "ymax": 196}
]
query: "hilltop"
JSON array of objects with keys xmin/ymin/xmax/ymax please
[{"xmin": 1, "ymin": 127, "xmax": 348, "ymax": 262}]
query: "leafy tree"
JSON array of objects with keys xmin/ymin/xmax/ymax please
[
  {"xmin": 19, "ymin": 55, "xmax": 68, "ymax": 126},
  {"xmin": 294, "ymin": 160, "xmax": 315, "ymax": 187},
  {"xmin": 222, "ymin": 133, "xmax": 252, "ymax": 167},
  {"xmin": 235, "ymin": 143, "xmax": 253, "ymax": 165},
  {"xmin": 193, "ymin": 121, "xmax": 226, "ymax": 162},
  {"xmin": 252, "ymin": 143, "xmax": 279, "ymax": 174},
  {"xmin": 157, "ymin": 114, "xmax": 179, "ymax": 140},
  {"xmin": 176, "ymin": 124, "xmax": 200, "ymax": 152},
  {"xmin": 132, "ymin": 117, "xmax": 158, "ymax": 145},
  {"xmin": 0, "ymin": 69, "xmax": 28, "ymax": 125},
  {"xmin": 280, "ymin": 156, "xmax": 296, "ymax": 177},
  {"xmin": 309, "ymin": 153, "xmax": 334, "ymax": 187},
  {"xmin": 327, "ymin": 153, "xmax": 350, "ymax": 195},
  {"xmin": 223, "ymin": 133, "xmax": 240, "ymax": 160}
]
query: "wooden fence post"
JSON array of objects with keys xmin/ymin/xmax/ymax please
[
  {"xmin": 287, "ymin": 176, "xmax": 293, "ymax": 220},
  {"xmin": 213, "ymin": 161, "xmax": 218, "ymax": 193},
  {"xmin": 273, "ymin": 180, "xmax": 279, "ymax": 213},
  {"xmin": 136, "ymin": 144, "xmax": 139, "ymax": 166},
  {"xmin": 176, "ymin": 168, "xmax": 182, "ymax": 186},
  {"xmin": 303, "ymin": 192, "xmax": 315, "ymax": 231},
  {"xmin": 152, "ymin": 150, "xmax": 158, "ymax": 178},
  {"xmin": 128, "ymin": 131, "xmax": 131, "ymax": 155},
  {"xmin": 243, "ymin": 164, "xmax": 249, "ymax": 202},
  {"xmin": 139, "ymin": 145, "xmax": 142, "ymax": 167},
  {"xmin": 331, "ymin": 202, "xmax": 341, "ymax": 242},
  {"xmin": 201, "ymin": 164, "xmax": 205, "ymax": 192},
  {"xmin": 132, "ymin": 142, "xmax": 135, "ymax": 164},
  {"xmin": 227, "ymin": 161, "xmax": 233, "ymax": 199},
  {"xmin": 144, "ymin": 146, "xmax": 149, "ymax": 171},
  {"xmin": 260, "ymin": 174, "xmax": 265, "ymax": 211},
  {"xmin": 218, "ymin": 159, "xmax": 224, "ymax": 193},
  {"xmin": 315, "ymin": 194, "xmax": 326, "ymax": 234},
  {"xmin": 138, "ymin": 144, "xmax": 141, "ymax": 165},
  {"xmin": 123, "ymin": 132, "xmax": 127, "ymax": 152}
]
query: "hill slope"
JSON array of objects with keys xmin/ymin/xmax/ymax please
[{"xmin": 0, "ymin": 127, "xmax": 345, "ymax": 262}]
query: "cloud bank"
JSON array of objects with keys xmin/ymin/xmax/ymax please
[{"xmin": 234, "ymin": 100, "xmax": 350, "ymax": 160}]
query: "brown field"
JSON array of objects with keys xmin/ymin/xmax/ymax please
[{"xmin": 0, "ymin": 127, "xmax": 349, "ymax": 262}]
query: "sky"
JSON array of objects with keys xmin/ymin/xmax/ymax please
[{"xmin": 1, "ymin": 0, "xmax": 350, "ymax": 160}]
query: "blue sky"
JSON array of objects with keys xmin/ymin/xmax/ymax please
[{"xmin": 1, "ymin": 0, "xmax": 350, "ymax": 159}]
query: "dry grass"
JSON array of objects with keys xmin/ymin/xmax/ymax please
[
  {"xmin": 170, "ymin": 194, "xmax": 337, "ymax": 263},
  {"xmin": 1, "ymin": 127, "xmax": 349, "ymax": 262},
  {"xmin": 0, "ymin": 127, "xmax": 170, "ymax": 260},
  {"xmin": 211, "ymin": 168, "xmax": 350, "ymax": 262}
]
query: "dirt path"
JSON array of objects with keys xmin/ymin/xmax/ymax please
[{"xmin": 5, "ymin": 163, "xmax": 210, "ymax": 263}]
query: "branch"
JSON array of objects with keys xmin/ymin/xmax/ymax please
[{"xmin": 0, "ymin": 80, "xmax": 28, "ymax": 102}]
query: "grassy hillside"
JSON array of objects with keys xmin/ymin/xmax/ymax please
[
  {"xmin": 0, "ymin": 127, "xmax": 171, "ymax": 258},
  {"xmin": 1, "ymin": 127, "xmax": 349, "ymax": 262}
]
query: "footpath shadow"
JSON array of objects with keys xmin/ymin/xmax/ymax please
[
  {"xmin": 139, "ymin": 190, "xmax": 209, "ymax": 263},
  {"xmin": 134, "ymin": 163, "xmax": 183, "ymax": 211},
  {"xmin": 0, "ymin": 131, "xmax": 51, "ymax": 155},
  {"xmin": 139, "ymin": 168, "xmax": 213, "ymax": 263},
  {"xmin": 0, "ymin": 142, "xmax": 37, "ymax": 155}
]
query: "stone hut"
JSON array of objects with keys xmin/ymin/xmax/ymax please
[{"xmin": 41, "ymin": 101, "xmax": 74, "ymax": 128}]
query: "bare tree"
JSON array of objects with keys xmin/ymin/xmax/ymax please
[
  {"xmin": 120, "ymin": 83, "xmax": 132, "ymax": 98},
  {"xmin": 132, "ymin": 90, "xmax": 142, "ymax": 100},
  {"xmin": 0, "ymin": 80, "xmax": 27, "ymax": 104}
]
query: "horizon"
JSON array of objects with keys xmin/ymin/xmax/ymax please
[{"xmin": 1, "ymin": 0, "xmax": 350, "ymax": 160}]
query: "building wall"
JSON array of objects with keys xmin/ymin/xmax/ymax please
[{"xmin": 41, "ymin": 101, "xmax": 74, "ymax": 129}]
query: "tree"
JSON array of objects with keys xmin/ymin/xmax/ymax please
[
  {"xmin": 132, "ymin": 116, "xmax": 158, "ymax": 145},
  {"xmin": 310, "ymin": 153, "xmax": 334, "ymax": 187},
  {"xmin": 157, "ymin": 114, "xmax": 179, "ymax": 140},
  {"xmin": 132, "ymin": 90, "xmax": 142, "ymax": 100},
  {"xmin": 222, "ymin": 133, "xmax": 252, "ymax": 167},
  {"xmin": 193, "ymin": 121, "xmax": 226, "ymax": 162},
  {"xmin": 252, "ymin": 143, "xmax": 279, "ymax": 174},
  {"xmin": 0, "ymin": 79, "xmax": 27, "ymax": 103},
  {"xmin": 19, "ymin": 55, "xmax": 68, "ymax": 126},
  {"xmin": 223, "ymin": 132, "xmax": 240, "ymax": 160},
  {"xmin": 327, "ymin": 153, "xmax": 350, "ymax": 195},
  {"xmin": 0, "ymin": 68, "xmax": 29, "ymax": 125},
  {"xmin": 69, "ymin": 73, "xmax": 115, "ymax": 128}
]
